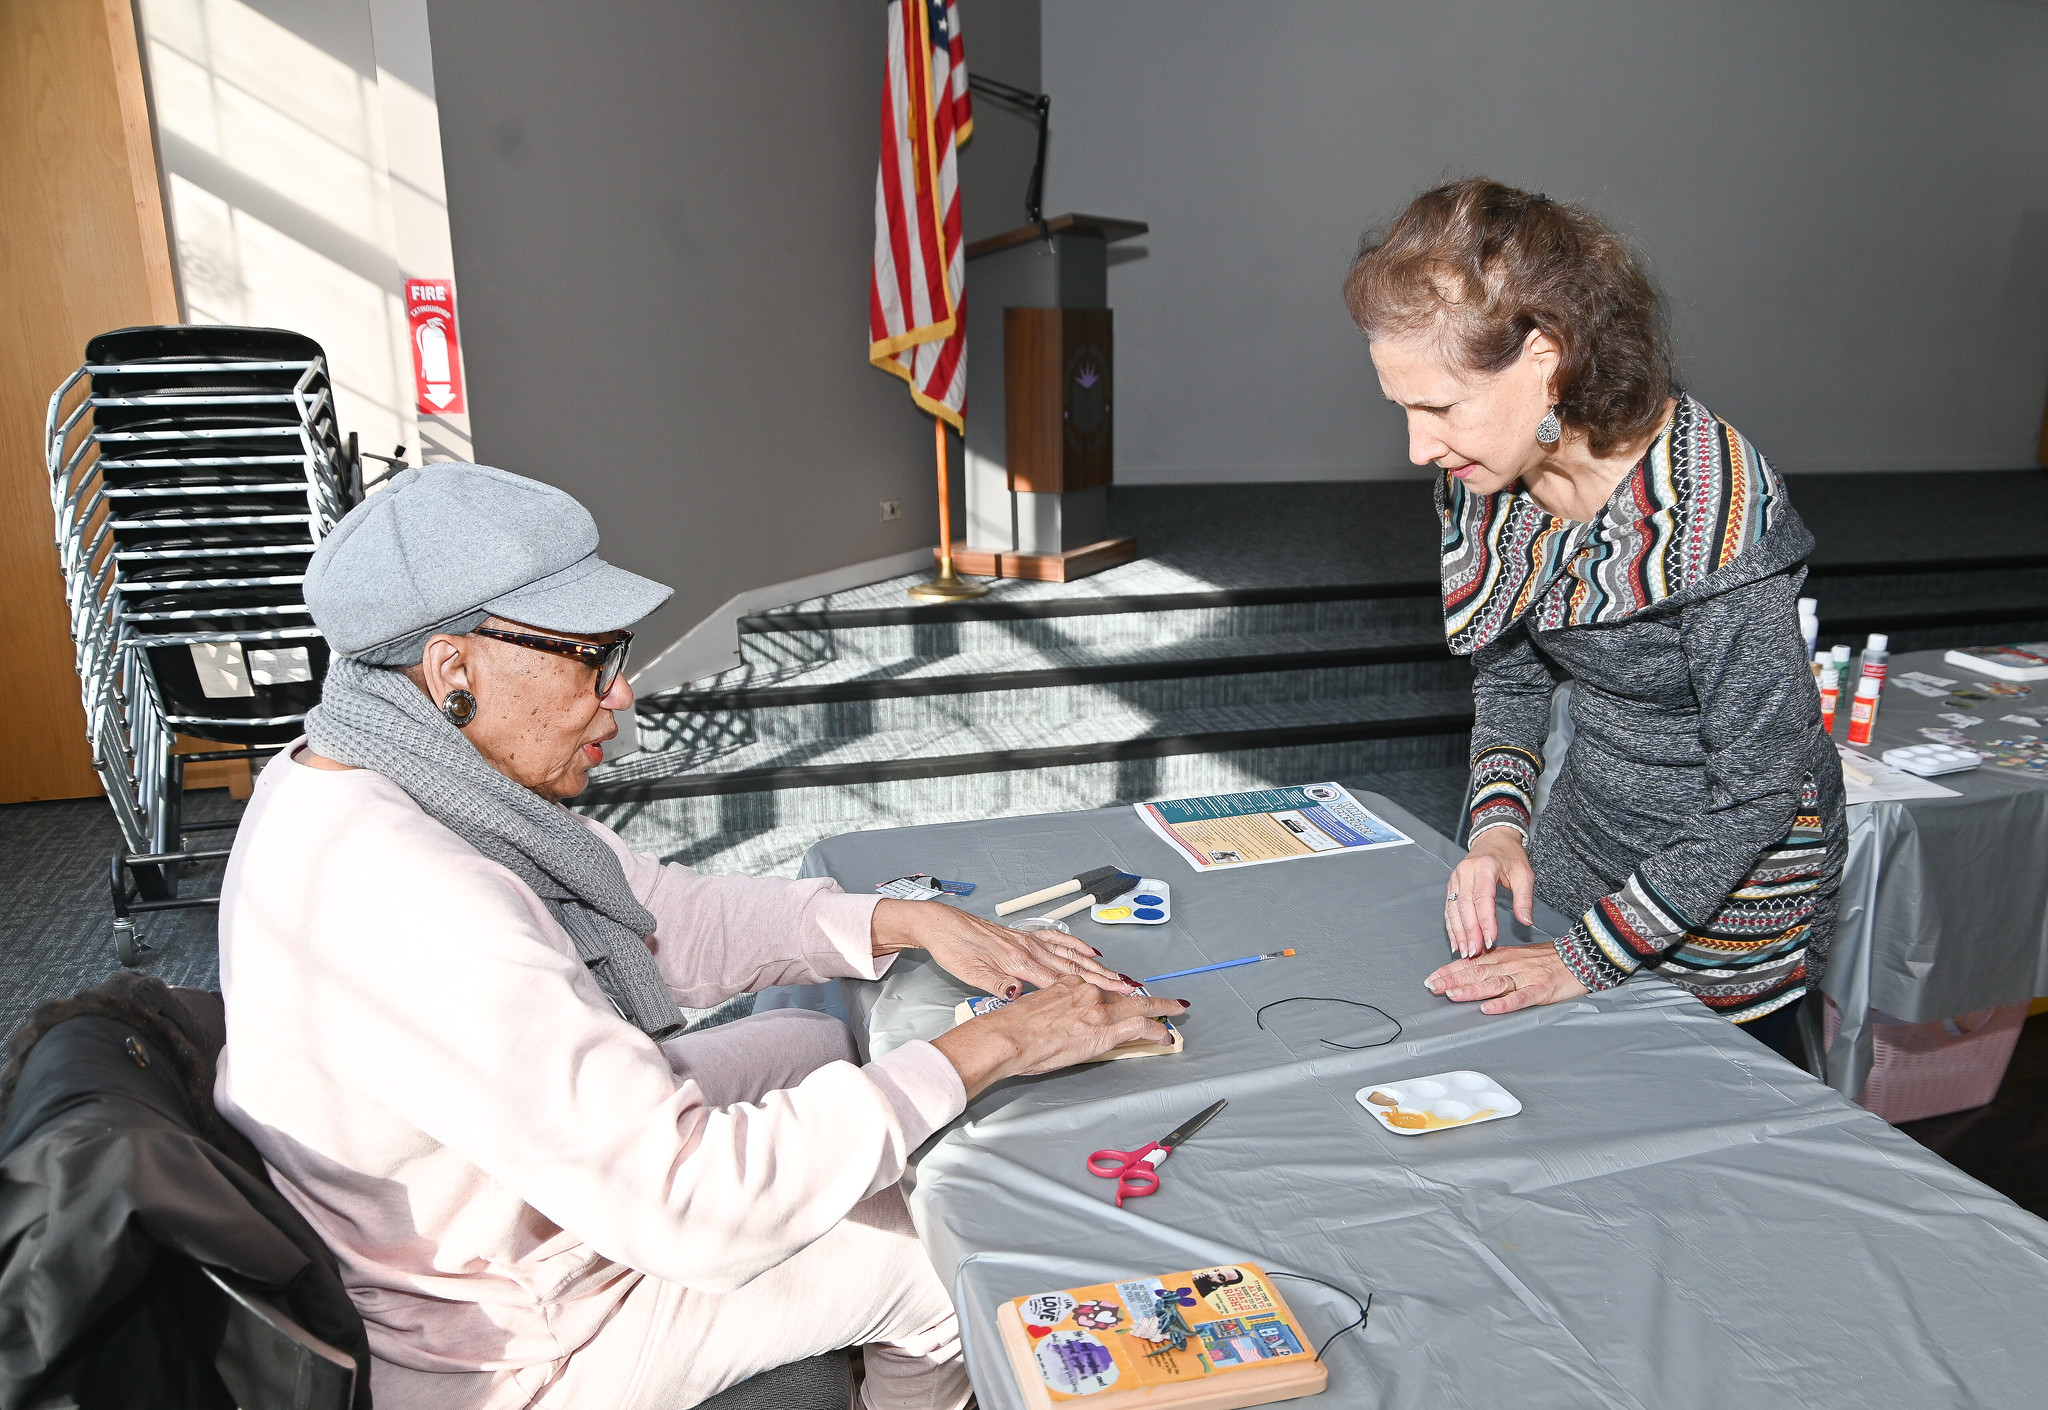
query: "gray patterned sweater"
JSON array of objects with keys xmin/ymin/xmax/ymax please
[{"xmin": 1455, "ymin": 401, "xmax": 1847, "ymax": 1022}]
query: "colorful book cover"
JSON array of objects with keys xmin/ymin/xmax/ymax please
[{"xmin": 998, "ymin": 1264, "xmax": 1326, "ymax": 1407}]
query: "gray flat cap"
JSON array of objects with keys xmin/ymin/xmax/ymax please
[{"xmin": 305, "ymin": 463, "xmax": 672, "ymax": 665}]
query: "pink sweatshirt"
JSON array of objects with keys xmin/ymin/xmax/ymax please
[{"xmin": 215, "ymin": 745, "xmax": 966, "ymax": 1374}]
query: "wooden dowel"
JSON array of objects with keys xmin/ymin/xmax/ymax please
[
  {"xmin": 995, "ymin": 879, "xmax": 1080, "ymax": 916},
  {"xmin": 934, "ymin": 415, "xmax": 953, "ymax": 574},
  {"xmin": 1040, "ymin": 892, "xmax": 1095, "ymax": 922}
]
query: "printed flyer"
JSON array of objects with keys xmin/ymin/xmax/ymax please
[
  {"xmin": 1136, "ymin": 783, "xmax": 1411, "ymax": 872},
  {"xmin": 997, "ymin": 1264, "xmax": 1325, "ymax": 1407}
]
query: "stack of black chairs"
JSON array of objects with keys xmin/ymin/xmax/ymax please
[{"xmin": 46, "ymin": 326, "xmax": 366, "ymax": 963}]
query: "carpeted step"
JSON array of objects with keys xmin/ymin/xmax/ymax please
[
  {"xmin": 654, "ymin": 624, "xmax": 1459, "ymax": 706},
  {"xmin": 591, "ymin": 688, "xmax": 1474, "ymax": 800},
  {"xmin": 629, "ymin": 641, "xmax": 1473, "ymax": 774},
  {"xmin": 712, "ymin": 589, "xmax": 1445, "ymax": 692},
  {"xmin": 589, "ymin": 752, "xmax": 1472, "ymax": 879}
]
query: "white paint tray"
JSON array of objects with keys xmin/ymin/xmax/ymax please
[{"xmin": 1356, "ymin": 1069, "xmax": 1521, "ymax": 1136}]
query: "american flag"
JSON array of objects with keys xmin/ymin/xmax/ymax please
[{"xmin": 869, "ymin": 0, "xmax": 970, "ymax": 429}]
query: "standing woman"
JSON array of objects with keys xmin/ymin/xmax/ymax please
[{"xmin": 1344, "ymin": 179, "xmax": 1844, "ymax": 1058}]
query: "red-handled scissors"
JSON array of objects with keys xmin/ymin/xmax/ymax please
[{"xmin": 1087, "ymin": 1099, "xmax": 1227, "ymax": 1206}]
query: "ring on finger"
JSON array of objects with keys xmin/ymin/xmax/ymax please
[
  {"xmin": 1448, "ymin": 890, "xmax": 1460, "ymax": 901},
  {"xmin": 1503, "ymin": 973, "xmax": 1517, "ymax": 993}
]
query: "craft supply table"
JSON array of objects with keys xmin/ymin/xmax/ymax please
[
  {"xmin": 801, "ymin": 793, "xmax": 2048, "ymax": 1409},
  {"xmin": 1822, "ymin": 648, "xmax": 2048, "ymax": 1098}
]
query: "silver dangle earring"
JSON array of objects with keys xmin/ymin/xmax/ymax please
[
  {"xmin": 441, "ymin": 689, "xmax": 478, "ymax": 728},
  {"xmin": 1536, "ymin": 405, "xmax": 1562, "ymax": 445}
]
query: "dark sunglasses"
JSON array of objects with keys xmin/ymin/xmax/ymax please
[{"xmin": 472, "ymin": 626, "xmax": 633, "ymax": 697}]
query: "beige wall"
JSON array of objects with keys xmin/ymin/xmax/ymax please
[
  {"xmin": 1044, "ymin": 0, "xmax": 2048, "ymax": 483},
  {"xmin": 423, "ymin": 0, "xmax": 1048, "ymax": 665},
  {"xmin": 139, "ymin": 0, "xmax": 473, "ymax": 465}
]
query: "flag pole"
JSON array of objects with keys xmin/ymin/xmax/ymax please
[{"xmin": 908, "ymin": 415, "xmax": 988, "ymax": 602}]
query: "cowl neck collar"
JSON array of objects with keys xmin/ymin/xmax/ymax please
[{"xmin": 1437, "ymin": 393, "xmax": 1802, "ymax": 655}]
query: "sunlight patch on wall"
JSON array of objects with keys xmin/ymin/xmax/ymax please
[
  {"xmin": 166, "ymin": 173, "xmax": 406, "ymax": 459},
  {"xmin": 139, "ymin": 0, "xmax": 471, "ymax": 463}
]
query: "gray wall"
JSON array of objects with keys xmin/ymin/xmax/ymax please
[
  {"xmin": 1044, "ymin": 0, "xmax": 2048, "ymax": 482},
  {"xmin": 958, "ymin": 0, "xmax": 1044, "ymax": 248},
  {"xmin": 425, "ymin": 0, "xmax": 971, "ymax": 649}
]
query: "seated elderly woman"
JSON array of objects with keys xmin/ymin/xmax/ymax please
[{"xmin": 216, "ymin": 464, "xmax": 1182, "ymax": 1410}]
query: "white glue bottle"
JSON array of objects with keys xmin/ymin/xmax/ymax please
[
  {"xmin": 1798, "ymin": 599, "xmax": 1819, "ymax": 663},
  {"xmin": 1817, "ymin": 653, "xmax": 1840, "ymax": 734},
  {"xmin": 1859, "ymin": 632, "xmax": 1889, "ymax": 687},
  {"xmin": 1846, "ymin": 674, "xmax": 1881, "ymax": 746}
]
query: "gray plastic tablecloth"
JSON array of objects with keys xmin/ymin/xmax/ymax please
[
  {"xmin": 801, "ymin": 792, "xmax": 2048, "ymax": 1409},
  {"xmin": 1819, "ymin": 649, "xmax": 2048, "ymax": 1097}
]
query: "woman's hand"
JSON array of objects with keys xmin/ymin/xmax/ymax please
[
  {"xmin": 931, "ymin": 976, "xmax": 1189, "ymax": 1099},
  {"xmin": 1424, "ymin": 942, "xmax": 1587, "ymax": 1015},
  {"xmin": 1446, "ymin": 828, "xmax": 1537, "ymax": 958},
  {"xmin": 872, "ymin": 899, "xmax": 1134, "ymax": 998}
]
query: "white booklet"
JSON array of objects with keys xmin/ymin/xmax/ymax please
[
  {"xmin": 1942, "ymin": 644, "xmax": 2048, "ymax": 682},
  {"xmin": 1836, "ymin": 746, "xmax": 1961, "ymax": 805}
]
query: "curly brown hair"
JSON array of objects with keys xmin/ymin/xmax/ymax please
[{"xmin": 1343, "ymin": 178, "xmax": 1673, "ymax": 456}]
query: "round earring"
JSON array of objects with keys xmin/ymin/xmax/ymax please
[
  {"xmin": 1535, "ymin": 405, "xmax": 1562, "ymax": 445},
  {"xmin": 440, "ymin": 689, "xmax": 478, "ymax": 728}
]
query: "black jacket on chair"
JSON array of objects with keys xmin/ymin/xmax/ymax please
[{"xmin": 0, "ymin": 973, "xmax": 371, "ymax": 1409}]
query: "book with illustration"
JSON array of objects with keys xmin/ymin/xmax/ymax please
[{"xmin": 995, "ymin": 1264, "xmax": 1326, "ymax": 1408}]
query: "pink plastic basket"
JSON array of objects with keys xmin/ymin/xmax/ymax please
[{"xmin": 1823, "ymin": 996, "xmax": 2029, "ymax": 1124}]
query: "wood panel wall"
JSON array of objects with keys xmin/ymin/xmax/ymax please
[
  {"xmin": 0, "ymin": 0, "xmax": 179, "ymax": 802},
  {"xmin": 1003, "ymin": 307, "xmax": 1113, "ymax": 495}
]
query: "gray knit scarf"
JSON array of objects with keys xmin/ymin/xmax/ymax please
[{"xmin": 306, "ymin": 656, "xmax": 683, "ymax": 1039}]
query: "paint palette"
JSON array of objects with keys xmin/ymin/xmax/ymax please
[
  {"xmin": 1355, "ymin": 1070, "xmax": 1521, "ymax": 1136},
  {"xmin": 1091, "ymin": 877, "xmax": 1171, "ymax": 925},
  {"xmin": 1882, "ymin": 743, "xmax": 1981, "ymax": 777}
]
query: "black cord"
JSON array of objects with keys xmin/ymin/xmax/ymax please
[
  {"xmin": 1267, "ymin": 1271, "xmax": 1371, "ymax": 1360},
  {"xmin": 1255, "ymin": 997, "xmax": 1402, "ymax": 1050}
]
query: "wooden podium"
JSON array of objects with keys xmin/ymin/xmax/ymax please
[{"xmin": 948, "ymin": 214, "xmax": 1145, "ymax": 582}]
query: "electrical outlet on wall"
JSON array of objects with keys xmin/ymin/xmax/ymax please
[{"xmin": 880, "ymin": 500, "xmax": 902, "ymax": 521}]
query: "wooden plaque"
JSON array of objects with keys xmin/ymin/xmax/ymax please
[
  {"xmin": 933, "ymin": 537, "xmax": 1140, "ymax": 584},
  {"xmin": 1005, "ymin": 307, "xmax": 1113, "ymax": 495},
  {"xmin": 995, "ymin": 1264, "xmax": 1329, "ymax": 1410}
]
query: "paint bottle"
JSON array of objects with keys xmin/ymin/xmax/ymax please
[
  {"xmin": 1798, "ymin": 599, "xmax": 1819, "ymax": 662},
  {"xmin": 1846, "ymin": 675, "xmax": 1881, "ymax": 746},
  {"xmin": 1831, "ymin": 643, "xmax": 1851, "ymax": 674},
  {"xmin": 1818, "ymin": 655, "xmax": 1840, "ymax": 734},
  {"xmin": 1859, "ymin": 633, "xmax": 1890, "ymax": 688}
]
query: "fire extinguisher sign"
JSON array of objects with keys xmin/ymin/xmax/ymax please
[{"xmin": 406, "ymin": 279, "xmax": 465, "ymax": 415}]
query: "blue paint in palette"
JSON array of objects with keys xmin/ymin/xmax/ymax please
[{"xmin": 1091, "ymin": 878, "xmax": 1171, "ymax": 925}]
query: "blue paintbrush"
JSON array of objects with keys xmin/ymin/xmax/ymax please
[{"xmin": 1140, "ymin": 950, "xmax": 1295, "ymax": 984}]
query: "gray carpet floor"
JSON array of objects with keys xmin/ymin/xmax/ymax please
[{"xmin": 1, "ymin": 790, "xmax": 240, "ymax": 1048}]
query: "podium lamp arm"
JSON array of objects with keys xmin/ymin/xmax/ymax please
[
  {"xmin": 967, "ymin": 73, "xmax": 1052, "ymax": 236},
  {"xmin": 1025, "ymin": 93, "xmax": 1050, "ymax": 234}
]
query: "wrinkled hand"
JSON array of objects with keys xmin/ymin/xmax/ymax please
[
  {"xmin": 1446, "ymin": 828, "xmax": 1537, "ymax": 958},
  {"xmin": 931, "ymin": 976, "xmax": 1189, "ymax": 1098},
  {"xmin": 872, "ymin": 899, "xmax": 1133, "ymax": 998},
  {"xmin": 1425, "ymin": 942, "xmax": 1587, "ymax": 1016}
]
